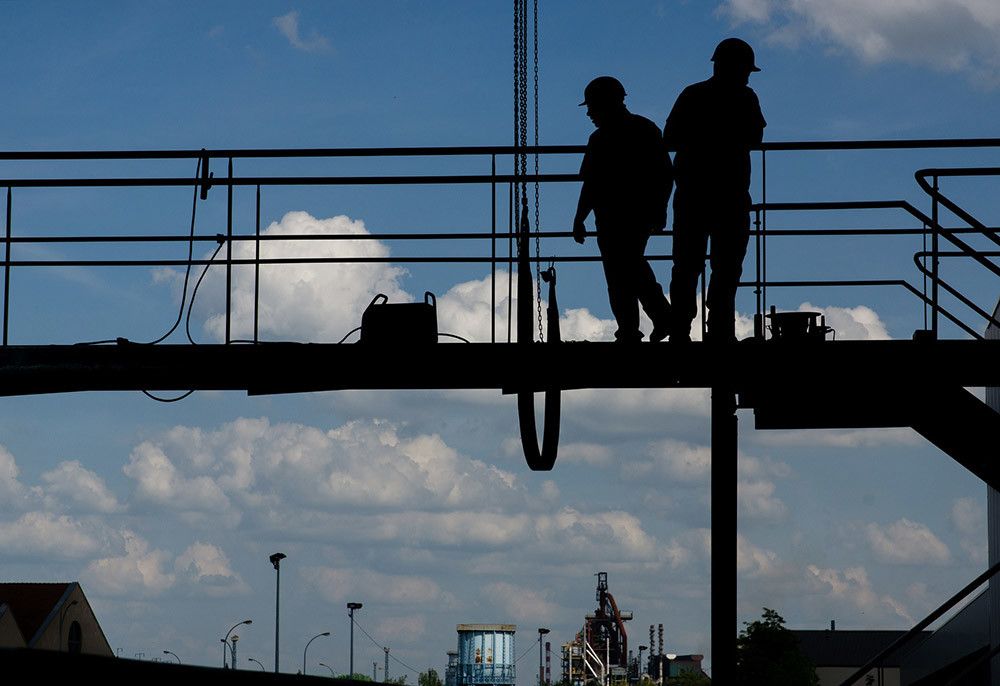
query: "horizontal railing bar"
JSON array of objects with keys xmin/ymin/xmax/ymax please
[
  {"xmin": 1, "ymin": 137, "xmax": 1000, "ymax": 161},
  {"xmin": 0, "ymin": 174, "xmax": 581, "ymax": 188},
  {"xmin": 6, "ymin": 227, "xmax": 994, "ymax": 244}
]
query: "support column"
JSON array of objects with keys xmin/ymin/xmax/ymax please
[{"xmin": 711, "ymin": 384, "xmax": 738, "ymax": 681}]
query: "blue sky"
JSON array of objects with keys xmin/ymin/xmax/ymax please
[{"xmin": 1, "ymin": 0, "xmax": 999, "ymax": 678}]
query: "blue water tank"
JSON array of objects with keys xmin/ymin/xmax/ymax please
[{"xmin": 456, "ymin": 624, "xmax": 516, "ymax": 686}]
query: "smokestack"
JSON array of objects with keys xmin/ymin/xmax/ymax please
[
  {"xmin": 831, "ymin": 620, "xmax": 836, "ymax": 631},
  {"xmin": 657, "ymin": 624, "xmax": 663, "ymax": 657},
  {"xmin": 545, "ymin": 642, "xmax": 551, "ymax": 685},
  {"xmin": 649, "ymin": 626, "xmax": 655, "ymax": 655}
]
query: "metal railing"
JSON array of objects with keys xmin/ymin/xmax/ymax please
[{"xmin": 1, "ymin": 138, "xmax": 999, "ymax": 346}]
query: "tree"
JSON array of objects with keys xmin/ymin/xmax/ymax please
[
  {"xmin": 735, "ymin": 608, "xmax": 819, "ymax": 686},
  {"xmin": 419, "ymin": 668, "xmax": 444, "ymax": 686}
]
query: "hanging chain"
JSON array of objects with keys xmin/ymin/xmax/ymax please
[{"xmin": 533, "ymin": 0, "xmax": 543, "ymax": 343}]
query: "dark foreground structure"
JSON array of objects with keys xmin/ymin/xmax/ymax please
[{"xmin": 0, "ymin": 140, "xmax": 998, "ymax": 682}]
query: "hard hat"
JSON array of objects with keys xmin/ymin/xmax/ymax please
[
  {"xmin": 579, "ymin": 76, "xmax": 627, "ymax": 106},
  {"xmin": 711, "ymin": 38, "xmax": 761, "ymax": 72}
]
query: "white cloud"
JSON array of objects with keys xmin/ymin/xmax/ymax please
[
  {"xmin": 123, "ymin": 441, "xmax": 232, "ymax": 513},
  {"xmin": 273, "ymin": 11, "xmax": 331, "ymax": 53},
  {"xmin": 865, "ymin": 518, "xmax": 951, "ymax": 565},
  {"xmin": 174, "ymin": 542, "xmax": 248, "ymax": 596},
  {"xmin": 374, "ymin": 616, "xmax": 427, "ymax": 645},
  {"xmin": 0, "ymin": 511, "xmax": 103, "ymax": 559},
  {"xmin": 483, "ymin": 581, "xmax": 560, "ymax": 622},
  {"xmin": 193, "ymin": 212, "xmax": 409, "ymax": 343},
  {"xmin": 797, "ymin": 303, "xmax": 890, "ymax": 340},
  {"xmin": 629, "ymin": 439, "xmax": 711, "ymax": 482},
  {"xmin": 950, "ymin": 497, "xmax": 987, "ymax": 564},
  {"xmin": 719, "ymin": 0, "xmax": 1000, "ymax": 84},
  {"xmin": 752, "ymin": 427, "xmax": 919, "ymax": 448},
  {"xmin": 737, "ymin": 534, "xmax": 781, "ymax": 578},
  {"xmin": 805, "ymin": 564, "xmax": 913, "ymax": 623},
  {"xmin": 739, "ymin": 478, "xmax": 787, "ymax": 519},
  {"xmin": 558, "ymin": 442, "xmax": 615, "ymax": 466},
  {"xmin": 302, "ymin": 567, "xmax": 454, "ymax": 607},
  {"xmin": 0, "ymin": 446, "xmax": 34, "ymax": 511},
  {"xmin": 41, "ymin": 460, "xmax": 121, "ymax": 513},
  {"xmin": 83, "ymin": 530, "xmax": 176, "ymax": 595}
]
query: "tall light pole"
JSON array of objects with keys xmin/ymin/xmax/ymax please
[
  {"xmin": 59, "ymin": 600, "xmax": 78, "ymax": 652},
  {"xmin": 303, "ymin": 631, "xmax": 331, "ymax": 676},
  {"xmin": 320, "ymin": 662, "xmax": 335, "ymax": 677},
  {"xmin": 163, "ymin": 650, "xmax": 181, "ymax": 664},
  {"xmin": 538, "ymin": 628, "xmax": 550, "ymax": 686},
  {"xmin": 249, "ymin": 657, "xmax": 266, "ymax": 671},
  {"xmin": 347, "ymin": 602, "xmax": 363, "ymax": 679},
  {"xmin": 270, "ymin": 552, "xmax": 287, "ymax": 674},
  {"xmin": 223, "ymin": 619, "xmax": 252, "ymax": 669},
  {"xmin": 637, "ymin": 645, "xmax": 647, "ymax": 684}
]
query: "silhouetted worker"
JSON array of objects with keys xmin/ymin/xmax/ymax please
[
  {"xmin": 573, "ymin": 76, "xmax": 674, "ymax": 343},
  {"xmin": 663, "ymin": 38, "xmax": 766, "ymax": 342}
]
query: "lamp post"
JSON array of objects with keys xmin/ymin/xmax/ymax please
[
  {"xmin": 303, "ymin": 631, "xmax": 331, "ymax": 676},
  {"xmin": 249, "ymin": 657, "xmax": 266, "ymax": 671},
  {"xmin": 163, "ymin": 650, "xmax": 181, "ymax": 664},
  {"xmin": 59, "ymin": 599, "xmax": 78, "ymax": 652},
  {"xmin": 347, "ymin": 602, "xmax": 363, "ymax": 678},
  {"xmin": 538, "ymin": 628, "xmax": 550, "ymax": 686},
  {"xmin": 320, "ymin": 662, "xmax": 335, "ymax": 677},
  {"xmin": 270, "ymin": 552, "xmax": 287, "ymax": 674},
  {"xmin": 637, "ymin": 645, "xmax": 647, "ymax": 684},
  {"xmin": 223, "ymin": 619, "xmax": 252, "ymax": 668}
]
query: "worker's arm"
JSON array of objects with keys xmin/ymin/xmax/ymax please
[{"xmin": 573, "ymin": 148, "xmax": 594, "ymax": 244}]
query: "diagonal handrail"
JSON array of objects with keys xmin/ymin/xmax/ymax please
[{"xmin": 839, "ymin": 558, "xmax": 1000, "ymax": 686}]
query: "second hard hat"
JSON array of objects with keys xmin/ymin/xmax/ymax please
[{"xmin": 711, "ymin": 38, "xmax": 761, "ymax": 72}]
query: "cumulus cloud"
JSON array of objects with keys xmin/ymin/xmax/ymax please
[
  {"xmin": 752, "ymin": 427, "xmax": 919, "ymax": 448},
  {"xmin": 628, "ymin": 439, "xmax": 711, "ymax": 482},
  {"xmin": 482, "ymin": 581, "xmax": 560, "ymax": 622},
  {"xmin": 0, "ymin": 511, "xmax": 103, "ymax": 559},
  {"xmin": 302, "ymin": 567, "xmax": 455, "ymax": 607},
  {"xmin": 950, "ymin": 497, "xmax": 987, "ymax": 564},
  {"xmin": 174, "ymin": 542, "xmax": 249, "ymax": 596},
  {"xmin": 0, "ymin": 446, "xmax": 34, "ymax": 511},
  {"xmin": 737, "ymin": 534, "xmax": 782, "ymax": 578},
  {"xmin": 719, "ymin": 0, "xmax": 1000, "ymax": 84},
  {"xmin": 84, "ymin": 530, "xmax": 176, "ymax": 595},
  {"xmin": 41, "ymin": 460, "xmax": 121, "ymax": 513},
  {"xmin": 865, "ymin": 518, "xmax": 951, "ymax": 565},
  {"xmin": 806, "ymin": 564, "xmax": 913, "ymax": 623},
  {"xmin": 123, "ymin": 441, "xmax": 232, "ymax": 514},
  {"xmin": 273, "ymin": 11, "xmax": 331, "ymax": 53}
]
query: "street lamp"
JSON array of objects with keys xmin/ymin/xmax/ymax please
[
  {"xmin": 320, "ymin": 662, "xmax": 335, "ymax": 676},
  {"xmin": 163, "ymin": 650, "xmax": 181, "ymax": 664},
  {"xmin": 59, "ymin": 600, "xmax": 78, "ymax": 652},
  {"xmin": 303, "ymin": 631, "xmax": 331, "ymax": 675},
  {"xmin": 270, "ymin": 552, "xmax": 287, "ymax": 674},
  {"xmin": 538, "ymin": 628, "xmax": 550, "ymax": 686},
  {"xmin": 223, "ymin": 619, "xmax": 252, "ymax": 668},
  {"xmin": 249, "ymin": 657, "xmax": 266, "ymax": 671},
  {"xmin": 347, "ymin": 602, "xmax": 363, "ymax": 679},
  {"xmin": 637, "ymin": 645, "xmax": 647, "ymax": 683}
]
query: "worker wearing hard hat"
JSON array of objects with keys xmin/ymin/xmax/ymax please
[
  {"xmin": 663, "ymin": 38, "xmax": 766, "ymax": 342},
  {"xmin": 573, "ymin": 76, "xmax": 674, "ymax": 343}
]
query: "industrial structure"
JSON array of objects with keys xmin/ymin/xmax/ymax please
[{"xmin": 455, "ymin": 624, "xmax": 516, "ymax": 686}]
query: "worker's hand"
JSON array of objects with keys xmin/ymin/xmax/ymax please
[{"xmin": 573, "ymin": 219, "xmax": 587, "ymax": 244}]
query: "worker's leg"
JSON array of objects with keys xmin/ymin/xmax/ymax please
[
  {"xmin": 597, "ymin": 234, "xmax": 642, "ymax": 342},
  {"xmin": 631, "ymin": 232, "xmax": 672, "ymax": 335},
  {"xmin": 706, "ymin": 213, "xmax": 750, "ymax": 341},
  {"xmin": 669, "ymin": 223, "xmax": 708, "ymax": 340}
]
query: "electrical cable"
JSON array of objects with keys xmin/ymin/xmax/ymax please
[
  {"xmin": 512, "ymin": 636, "xmax": 540, "ymax": 665},
  {"xmin": 141, "ymin": 389, "xmax": 195, "ymax": 403},
  {"xmin": 351, "ymin": 618, "xmax": 421, "ymax": 677},
  {"xmin": 185, "ymin": 235, "xmax": 226, "ymax": 344},
  {"xmin": 437, "ymin": 332, "xmax": 471, "ymax": 343},
  {"xmin": 336, "ymin": 326, "xmax": 363, "ymax": 344}
]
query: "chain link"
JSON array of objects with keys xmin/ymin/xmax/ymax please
[{"xmin": 533, "ymin": 0, "xmax": 543, "ymax": 343}]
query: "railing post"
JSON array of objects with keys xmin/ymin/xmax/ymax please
[
  {"xmin": 226, "ymin": 157, "xmax": 233, "ymax": 344},
  {"xmin": 931, "ymin": 174, "xmax": 939, "ymax": 338},
  {"xmin": 254, "ymin": 183, "xmax": 261, "ymax": 345},
  {"xmin": 491, "ymin": 154, "xmax": 497, "ymax": 344},
  {"xmin": 753, "ymin": 207, "xmax": 762, "ymax": 338},
  {"xmin": 3, "ymin": 187, "xmax": 10, "ymax": 347},
  {"xmin": 760, "ymin": 148, "xmax": 767, "ymax": 333}
]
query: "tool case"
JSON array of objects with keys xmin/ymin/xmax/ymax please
[{"xmin": 360, "ymin": 292, "xmax": 438, "ymax": 344}]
